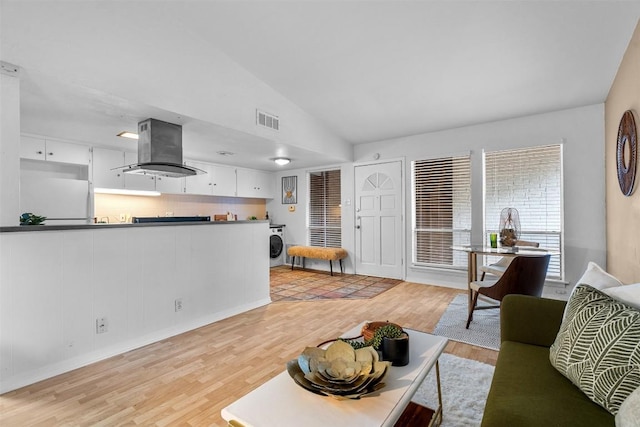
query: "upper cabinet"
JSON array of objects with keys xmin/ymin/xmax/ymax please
[
  {"xmin": 21, "ymin": 136, "xmax": 90, "ymax": 165},
  {"xmin": 184, "ymin": 160, "xmax": 213, "ymax": 195},
  {"xmin": 184, "ymin": 161, "xmax": 237, "ymax": 197},
  {"xmin": 91, "ymin": 149, "xmax": 272, "ymax": 199},
  {"xmin": 236, "ymin": 168, "xmax": 274, "ymax": 199},
  {"xmin": 210, "ymin": 164, "xmax": 237, "ymax": 197},
  {"xmin": 92, "ymin": 149, "xmax": 184, "ymax": 193},
  {"xmin": 92, "ymin": 147, "xmax": 125, "ymax": 189},
  {"xmin": 155, "ymin": 175, "xmax": 184, "ymax": 194}
]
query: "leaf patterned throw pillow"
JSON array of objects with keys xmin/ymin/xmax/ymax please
[{"xmin": 550, "ymin": 284, "xmax": 640, "ymax": 415}]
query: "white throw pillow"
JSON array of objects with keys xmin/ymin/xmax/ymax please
[
  {"xmin": 616, "ymin": 386, "xmax": 640, "ymax": 427},
  {"xmin": 564, "ymin": 262, "xmax": 625, "ymax": 320},
  {"xmin": 605, "ymin": 283, "xmax": 640, "ymax": 310},
  {"xmin": 575, "ymin": 262, "xmax": 624, "ymax": 291}
]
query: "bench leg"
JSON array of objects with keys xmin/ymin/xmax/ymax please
[
  {"xmin": 329, "ymin": 260, "xmax": 333, "ymax": 276},
  {"xmin": 291, "ymin": 256, "xmax": 295, "ymax": 270},
  {"xmin": 339, "ymin": 259, "xmax": 344, "ymax": 274}
]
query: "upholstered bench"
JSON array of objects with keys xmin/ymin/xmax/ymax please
[{"xmin": 287, "ymin": 246, "xmax": 348, "ymax": 276}]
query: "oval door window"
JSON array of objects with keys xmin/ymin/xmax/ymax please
[{"xmin": 270, "ymin": 234, "xmax": 283, "ymax": 258}]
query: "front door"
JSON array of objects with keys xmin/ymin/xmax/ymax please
[{"xmin": 354, "ymin": 161, "xmax": 403, "ymax": 279}]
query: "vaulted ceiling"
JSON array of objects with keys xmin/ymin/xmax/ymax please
[{"xmin": 2, "ymin": 1, "xmax": 640, "ymax": 171}]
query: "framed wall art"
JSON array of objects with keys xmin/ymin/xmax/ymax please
[{"xmin": 282, "ymin": 176, "xmax": 297, "ymax": 204}]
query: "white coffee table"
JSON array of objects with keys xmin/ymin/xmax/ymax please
[{"xmin": 221, "ymin": 322, "xmax": 448, "ymax": 427}]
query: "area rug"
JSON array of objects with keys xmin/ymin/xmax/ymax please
[
  {"xmin": 433, "ymin": 293, "xmax": 501, "ymax": 351},
  {"xmin": 412, "ymin": 353, "xmax": 495, "ymax": 427},
  {"xmin": 270, "ymin": 266, "xmax": 402, "ymax": 302}
]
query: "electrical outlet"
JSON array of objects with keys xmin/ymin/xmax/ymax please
[
  {"xmin": 96, "ymin": 317, "xmax": 108, "ymax": 334},
  {"xmin": 175, "ymin": 298, "xmax": 183, "ymax": 312}
]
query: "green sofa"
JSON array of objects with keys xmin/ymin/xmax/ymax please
[{"xmin": 481, "ymin": 294, "xmax": 614, "ymax": 426}]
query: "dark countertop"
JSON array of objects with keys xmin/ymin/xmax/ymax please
[{"xmin": 0, "ymin": 220, "xmax": 269, "ymax": 233}]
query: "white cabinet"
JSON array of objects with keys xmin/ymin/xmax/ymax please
[
  {"xmin": 184, "ymin": 161, "xmax": 236, "ymax": 196},
  {"xmin": 92, "ymin": 147, "xmax": 125, "ymax": 189},
  {"xmin": 155, "ymin": 175, "xmax": 184, "ymax": 194},
  {"xmin": 210, "ymin": 165, "xmax": 237, "ymax": 197},
  {"xmin": 236, "ymin": 168, "xmax": 274, "ymax": 199},
  {"xmin": 21, "ymin": 136, "xmax": 90, "ymax": 165},
  {"xmin": 93, "ymin": 150, "xmax": 184, "ymax": 193},
  {"xmin": 20, "ymin": 136, "xmax": 46, "ymax": 161},
  {"xmin": 184, "ymin": 160, "xmax": 213, "ymax": 195},
  {"xmin": 93, "ymin": 151, "xmax": 270, "ymax": 198}
]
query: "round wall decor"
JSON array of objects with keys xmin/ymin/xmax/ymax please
[{"xmin": 616, "ymin": 110, "xmax": 637, "ymax": 196}]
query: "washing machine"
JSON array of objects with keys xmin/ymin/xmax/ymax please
[{"xmin": 269, "ymin": 225, "xmax": 286, "ymax": 267}]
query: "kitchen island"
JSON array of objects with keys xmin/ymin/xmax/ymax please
[{"xmin": 0, "ymin": 220, "xmax": 270, "ymax": 393}]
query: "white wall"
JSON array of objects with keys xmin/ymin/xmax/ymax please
[
  {"xmin": 0, "ymin": 222, "xmax": 270, "ymax": 393},
  {"xmin": 270, "ymin": 105, "xmax": 606, "ymax": 296},
  {"xmin": 354, "ymin": 104, "xmax": 606, "ymax": 296},
  {"xmin": 0, "ymin": 71, "xmax": 21, "ymax": 226},
  {"xmin": 267, "ymin": 163, "xmax": 355, "ymax": 274}
]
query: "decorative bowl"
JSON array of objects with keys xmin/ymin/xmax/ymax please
[{"xmin": 286, "ymin": 340, "xmax": 391, "ymax": 400}]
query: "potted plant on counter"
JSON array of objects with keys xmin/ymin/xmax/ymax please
[{"xmin": 19, "ymin": 212, "xmax": 47, "ymax": 226}]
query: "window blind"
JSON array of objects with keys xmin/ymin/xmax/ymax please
[
  {"xmin": 308, "ymin": 169, "xmax": 341, "ymax": 247},
  {"xmin": 484, "ymin": 144, "xmax": 563, "ymax": 279},
  {"xmin": 412, "ymin": 155, "xmax": 471, "ymax": 268}
]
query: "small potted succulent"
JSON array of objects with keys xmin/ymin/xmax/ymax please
[
  {"xmin": 342, "ymin": 322, "xmax": 410, "ymax": 366},
  {"xmin": 19, "ymin": 212, "xmax": 47, "ymax": 226}
]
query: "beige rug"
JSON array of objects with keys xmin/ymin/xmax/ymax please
[
  {"xmin": 269, "ymin": 265, "xmax": 402, "ymax": 301},
  {"xmin": 433, "ymin": 293, "xmax": 501, "ymax": 351}
]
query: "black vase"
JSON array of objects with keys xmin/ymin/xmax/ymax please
[{"xmin": 380, "ymin": 335, "xmax": 410, "ymax": 366}]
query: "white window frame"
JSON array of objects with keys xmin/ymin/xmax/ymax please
[
  {"xmin": 307, "ymin": 169, "xmax": 342, "ymax": 248},
  {"xmin": 483, "ymin": 144, "xmax": 564, "ymax": 280},
  {"xmin": 411, "ymin": 153, "xmax": 472, "ymax": 269}
]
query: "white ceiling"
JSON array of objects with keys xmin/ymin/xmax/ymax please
[{"xmin": 2, "ymin": 1, "xmax": 640, "ymax": 171}]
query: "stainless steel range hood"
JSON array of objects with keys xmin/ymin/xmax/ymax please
[{"xmin": 114, "ymin": 118, "xmax": 204, "ymax": 178}]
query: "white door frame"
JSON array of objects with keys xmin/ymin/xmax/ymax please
[{"xmin": 352, "ymin": 157, "xmax": 406, "ymax": 280}]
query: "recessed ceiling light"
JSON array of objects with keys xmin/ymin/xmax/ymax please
[
  {"xmin": 274, "ymin": 157, "xmax": 291, "ymax": 166},
  {"xmin": 216, "ymin": 151, "xmax": 235, "ymax": 156},
  {"xmin": 117, "ymin": 131, "xmax": 139, "ymax": 140}
]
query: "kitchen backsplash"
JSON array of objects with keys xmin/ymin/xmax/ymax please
[{"xmin": 94, "ymin": 193, "xmax": 266, "ymax": 223}]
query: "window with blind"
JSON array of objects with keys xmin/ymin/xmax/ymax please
[
  {"xmin": 484, "ymin": 144, "xmax": 563, "ymax": 279},
  {"xmin": 412, "ymin": 155, "xmax": 471, "ymax": 268},
  {"xmin": 308, "ymin": 169, "xmax": 341, "ymax": 247}
]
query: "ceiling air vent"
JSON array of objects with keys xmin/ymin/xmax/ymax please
[{"xmin": 256, "ymin": 109, "xmax": 279, "ymax": 131}]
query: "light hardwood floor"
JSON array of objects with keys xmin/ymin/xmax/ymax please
[{"xmin": 0, "ymin": 279, "xmax": 498, "ymax": 426}]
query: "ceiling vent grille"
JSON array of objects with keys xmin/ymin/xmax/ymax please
[{"xmin": 257, "ymin": 109, "xmax": 279, "ymax": 131}]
